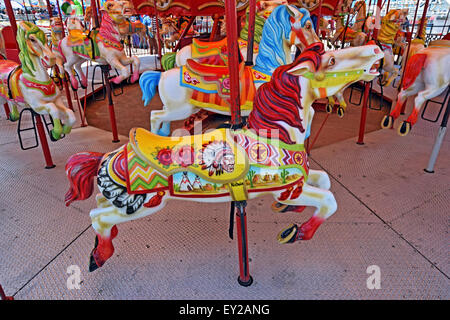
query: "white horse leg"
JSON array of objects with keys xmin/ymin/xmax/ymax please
[
  {"xmin": 399, "ymin": 85, "xmax": 449, "ymax": 136},
  {"xmin": 88, "ymin": 197, "xmax": 168, "ymax": 270},
  {"xmin": 63, "ymin": 54, "xmax": 82, "ymax": 90},
  {"xmin": 307, "ymin": 169, "xmax": 331, "ymax": 190},
  {"xmin": 382, "ymin": 81, "xmax": 423, "ymax": 129},
  {"xmin": 150, "ymin": 103, "xmax": 196, "ymax": 135},
  {"xmin": 55, "ymin": 95, "xmax": 76, "ymax": 133},
  {"xmin": 153, "ymin": 68, "xmax": 196, "ymax": 135},
  {"xmin": 108, "ymin": 56, "xmax": 131, "ymax": 85},
  {"xmin": 275, "ymin": 183, "xmax": 337, "ymax": 243},
  {"xmin": 73, "ymin": 61, "xmax": 87, "ymax": 88},
  {"xmin": 119, "ymin": 55, "xmax": 140, "ymax": 83},
  {"xmin": 33, "ymin": 102, "xmax": 65, "ymax": 140}
]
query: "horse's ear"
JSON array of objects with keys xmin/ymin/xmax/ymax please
[
  {"xmin": 287, "ymin": 60, "xmax": 314, "ymax": 76},
  {"xmin": 286, "ymin": 4, "xmax": 300, "ymax": 18}
]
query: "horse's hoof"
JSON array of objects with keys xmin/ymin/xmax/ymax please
[
  {"xmin": 63, "ymin": 125, "xmax": 72, "ymax": 135},
  {"xmin": 8, "ymin": 113, "xmax": 19, "ymax": 122},
  {"xmin": 326, "ymin": 104, "xmax": 333, "ymax": 114},
  {"xmin": 277, "ymin": 224, "xmax": 298, "ymax": 244},
  {"xmin": 50, "ymin": 129, "xmax": 61, "ymax": 141},
  {"xmin": 130, "ymin": 73, "xmax": 140, "ymax": 83},
  {"xmin": 88, "ymin": 253, "xmax": 100, "ymax": 272},
  {"xmin": 381, "ymin": 115, "xmax": 393, "ymax": 129},
  {"xmin": 398, "ymin": 121, "xmax": 411, "ymax": 136},
  {"xmin": 111, "ymin": 76, "xmax": 123, "ymax": 85},
  {"xmin": 337, "ymin": 107, "xmax": 345, "ymax": 118}
]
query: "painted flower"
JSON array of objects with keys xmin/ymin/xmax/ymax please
[
  {"xmin": 222, "ymin": 76, "xmax": 231, "ymax": 90},
  {"xmin": 174, "ymin": 145, "xmax": 195, "ymax": 167},
  {"xmin": 157, "ymin": 148, "xmax": 173, "ymax": 166}
]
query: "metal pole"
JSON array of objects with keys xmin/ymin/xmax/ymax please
[
  {"xmin": 55, "ymin": 0, "xmax": 75, "ymax": 113},
  {"xmin": 224, "ymin": 0, "xmax": 242, "ymax": 126},
  {"xmin": 101, "ymin": 65, "xmax": 120, "ymax": 143},
  {"xmin": 245, "ymin": 0, "xmax": 256, "ymax": 66},
  {"xmin": 356, "ymin": 0, "xmax": 382, "ymax": 145},
  {"xmin": 35, "ymin": 114, "xmax": 56, "ymax": 169},
  {"xmin": 398, "ymin": 0, "xmax": 421, "ymax": 114},
  {"xmin": 424, "ymin": 99, "xmax": 449, "ymax": 173},
  {"xmin": 4, "ymin": 0, "xmax": 19, "ymax": 37},
  {"xmin": 235, "ymin": 201, "xmax": 253, "ymax": 286},
  {"xmin": 173, "ymin": 16, "xmax": 195, "ymax": 52},
  {"xmin": 153, "ymin": 0, "xmax": 163, "ymax": 67},
  {"xmin": 46, "ymin": 0, "xmax": 53, "ymax": 18},
  {"xmin": 417, "ymin": 0, "xmax": 430, "ymax": 40},
  {"xmin": 209, "ymin": 14, "xmax": 220, "ymax": 41}
]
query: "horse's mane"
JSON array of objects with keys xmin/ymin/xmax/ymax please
[
  {"xmin": 254, "ymin": 5, "xmax": 313, "ymax": 75},
  {"xmin": 248, "ymin": 42, "xmax": 324, "ymax": 145},
  {"xmin": 253, "ymin": 5, "xmax": 294, "ymax": 74},
  {"xmin": 17, "ymin": 22, "xmax": 46, "ymax": 75}
]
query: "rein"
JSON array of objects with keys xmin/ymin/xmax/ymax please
[{"xmin": 302, "ymin": 69, "xmax": 364, "ymax": 98}]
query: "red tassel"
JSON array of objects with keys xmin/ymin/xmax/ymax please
[
  {"xmin": 144, "ymin": 191, "xmax": 165, "ymax": 208},
  {"xmin": 278, "ymin": 186, "xmax": 293, "ymax": 201}
]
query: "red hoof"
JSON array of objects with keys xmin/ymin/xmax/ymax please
[
  {"xmin": 70, "ymin": 77, "xmax": 78, "ymax": 90},
  {"xmin": 111, "ymin": 76, "xmax": 123, "ymax": 85},
  {"xmin": 130, "ymin": 72, "xmax": 139, "ymax": 83}
]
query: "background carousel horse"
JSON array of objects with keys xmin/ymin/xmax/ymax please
[
  {"xmin": 330, "ymin": 0, "xmax": 368, "ymax": 48},
  {"xmin": 140, "ymin": 5, "xmax": 320, "ymax": 136},
  {"xmin": 381, "ymin": 39, "xmax": 450, "ymax": 136},
  {"xmin": 118, "ymin": 17, "xmax": 151, "ymax": 49},
  {"xmin": 0, "ymin": 21, "xmax": 75, "ymax": 140},
  {"xmin": 366, "ymin": 8, "xmax": 409, "ymax": 86},
  {"xmin": 160, "ymin": 17, "xmax": 180, "ymax": 50},
  {"xmin": 64, "ymin": 42, "xmax": 384, "ymax": 272},
  {"xmin": 49, "ymin": 17, "xmax": 66, "ymax": 86},
  {"xmin": 58, "ymin": 0, "xmax": 140, "ymax": 90},
  {"xmin": 166, "ymin": 0, "xmax": 288, "ymax": 70}
]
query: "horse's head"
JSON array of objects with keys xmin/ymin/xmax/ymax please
[
  {"xmin": 17, "ymin": 21, "xmax": 56, "ymax": 73},
  {"xmin": 50, "ymin": 17, "xmax": 63, "ymax": 33},
  {"xmin": 102, "ymin": 0, "xmax": 136, "ymax": 24},
  {"xmin": 285, "ymin": 5, "xmax": 320, "ymax": 50},
  {"xmin": 66, "ymin": 16, "xmax": 85, "ymax": 31},
  {"xmin": 385, "ymin": 9, "xmax": 408, "ymax": 25},
  {"xmin": 287, "ymin": 43, "xmax": 384, "ymax": 100}
]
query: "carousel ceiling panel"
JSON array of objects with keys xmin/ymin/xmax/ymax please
[
  {"xmin": 131, "ymin": 0, "xmax": 250, "ymax": 16},
  {"xmin": 131, "ymin": 0, "xmax": 339, "ymax": 17}
]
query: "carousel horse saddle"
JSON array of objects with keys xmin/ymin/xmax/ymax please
[
  {"xmin": 0, "ymin": 60, "xmax": 23, "ymax": 100},
  {"xmin": 129, "ymin": 128, "xmax": 249, "ymax": 186},
  {"xmin": 191, "ymin": 37, "xmax": 228, "ymax": 59},
  {"xmin": 67, "ymin": 29, "xmax": 89, "ymax": 46}
]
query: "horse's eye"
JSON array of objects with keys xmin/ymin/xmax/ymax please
[{"xmin": 329, "ymin": 57, "xmax": 335, "ymax": 66}]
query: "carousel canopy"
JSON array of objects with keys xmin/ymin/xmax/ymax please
[{"xmin": 130, "ymin": 0, "xmax": 339, "ymax": 17}]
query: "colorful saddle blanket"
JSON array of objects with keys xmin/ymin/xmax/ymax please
[
  {"xmin": 119, "ymin": 128, "xmax": 308, "ymax": 201},
  {"xmin": 0, "ymin": 60, "xmax": 23, "ymax": 102},
  {"xmin": 181, "ymin": 60, "xmax": 265, "ymax": 113},
  {"xmin": 66, "ymin": 29, "xmax": 100, "ymax": 60},
  {"xmin": 129, "ymin": 127, "xmax": 249, "ymax": 184}
]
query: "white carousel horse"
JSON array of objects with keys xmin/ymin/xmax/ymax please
[
  {"xmin": 381, "ymin": 39, "xmax": 450, "ymax": 135},
  {"xmin": 140, "ymin": 5, "xmax": 320, "ymax": 136},
  {"xmin": 58, "ymin": 0, "xmax": 140, "ymax": 90},
  {"xmin": 64, "ymin": 42, "xmax": 384, "ymax": 272},
  {"xmin": 0, "ymin": 21, "xmax": 75, "ymax": 140}
]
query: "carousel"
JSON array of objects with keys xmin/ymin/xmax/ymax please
[{"xmin": 0, "ymin": 0, "xmax": 449, "ymax": 300}]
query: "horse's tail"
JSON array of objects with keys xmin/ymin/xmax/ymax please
[
  {"xmin": 65, "ymin": 152, "xmax": 104, "ymax": 206},
  {"xmin": 139, "ymin": 70, "xmax": 161, "ymax": 106},
  {"xmin": 161, "ymin": 52, "xmax": 177, "ymax": 70}
]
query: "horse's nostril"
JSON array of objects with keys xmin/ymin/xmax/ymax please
[{"xmin": 374, "ymin": 47, "xmax": 381, "ymax": 54}]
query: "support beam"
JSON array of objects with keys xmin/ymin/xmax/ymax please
[
  {"xmin": 224, "ymin": 0, "xmax": 242, "ymax": 126},
  {"xmin": 245, "ymin": 0, "xmax": 256, "ymax": 66}
]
